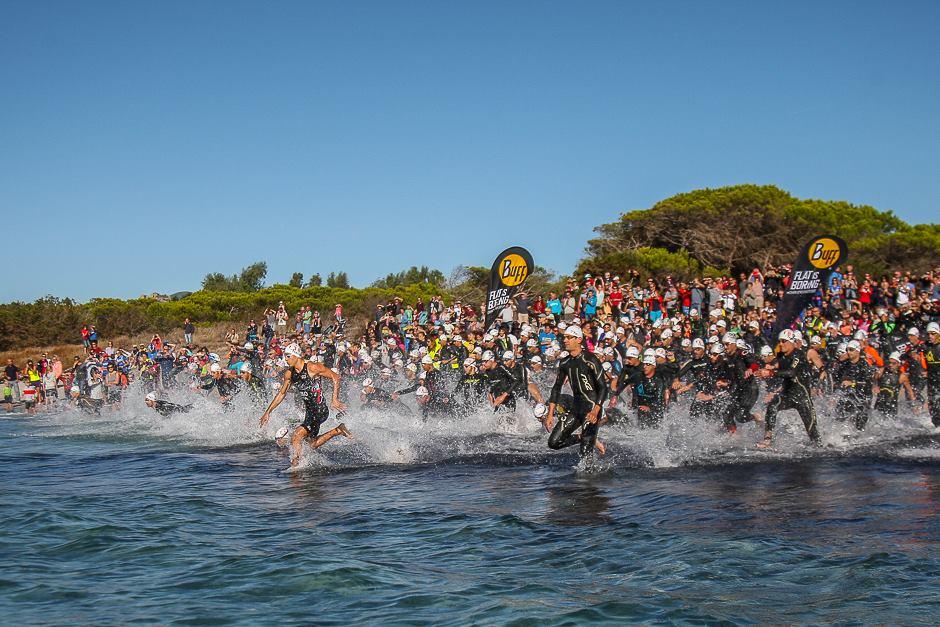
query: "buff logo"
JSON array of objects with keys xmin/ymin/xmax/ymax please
[
  {"xmin": 499, "ymin": 254, "xmax": 529, "ymax": 287},
  {"xmin": 808, "ymin": 237, "xmax": 841, "ymax": 270}
]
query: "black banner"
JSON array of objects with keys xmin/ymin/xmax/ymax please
[
  {"xmin": 772, "ymin": 234, "xmax": 848, "ymax": 336},
  {"xmin": 485, "ymin": 246, "xmax": 534, "ymax": 328}
]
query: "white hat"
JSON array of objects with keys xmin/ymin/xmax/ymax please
[
  {"xmin": 275, "ymin": 427, "xmax": 290, "ymax": 440},
  {"xmin": 526, "ymin": 339, "xmax": 537, "ymax": 347},
  {"xmin": 529, "ymin": 355, "xmax": 542, "ymax": 364},
  {"xmin": 760, "ymin": 346, "xmax": 774, "ymax": 357},
  {"xmin": 409, "ymin": 349, "xmax": 420, "ymax": 359},
  {"xmin": 748, "ymin": 320, "xmax": 760, "ymax": 329},
  {"xmin": 483, "ymin": 333, "xmax": 494, "ymax": 342},
  {"xmin": 661, "ymin": 329, "xmax": 673, "ymax": 339},
  {"xmin": 810, "ymin": 335, "xmax": 823, "ymax": 345},
  {"xmin": 642, "ymin": 354, "xmax": 656, "ymax": 366},
  {"xmin": 418, "ymin": 346, "xmax": 428, "ymax": 355},
  {"xmin": 846, "ymin": 340, "xmax": 861, "ymax": 351},
  {"xmin": 722, "ymin": 332, "xmax": 736, "ymax": 344},
  {"xmin": 406, "ymin": 363, "xmax": 418, "ymax": 372},
  {"xmin": 244, "ymin": 342, "xmax": 254, "ymax": 350},
  {"xmin": 145, "ymin": 392, "xmax": 156, "ymax": 402},
  {"xmin": 708, "ymin": 335, "xmax": 719, "ymax": 345},
  {"xmin": 362, "ymin": 378, "xmax": 374, "ymax": 388},
  {"xmin": 381, "ymin": 367, "xmax": 392, "ymax": 375},
  {"xmin": 533, "ymin": 403, "xmax": 548, "ymax": 419},
  {"xmin": 655, "ymin": 347, "xmax": 667, "ymax": 359},
  {"xmin": 415, "ymin": 386, "xmax": 429, "ymax": 397},
  {"xmin": 209, "ymin": 363, "xmax": 222, "ymax": 373},
  {"xmin": 736, "ymin": 339, "xmax": 749, "ymax": 352},
  {"xmin": 564, "ymin": 326, "xmax": 584, "ymax": 339},
  {"xmin": 691, "ymin": 338, "xmax": 705, "ymax": 350},
  {"xmin": 603, "ymin": 347, "xmax": 614, "ymax": 356},
  {"xmin": 625, "ymin": 346, "xmax": 640, "ymax": 359},
  {"xmin": 208, "ymin": 353, "xmax": 220, "ymax": 362},
  {"xmin": 716, "ymin": 319, "xmax": 727, "ymax": 328},
  {"xmin": 558, "ymin": 322, "xmax": 568, "ymax": 330},
  {"xmin": 652, "ymin": 318, "xmax": 663, "ymax": 329},
  {"xmin": 239, "ymin": 363, "xmax": 252, "ymax": 374},
  {"xmin": 463, "ymin": 358, "xmax": 476, "ymax": 367},
  {"xmin": 473, "ymin": 346, "xmax": 483, "ymax": 355},
  {"xmin": 779, "ymin": 329, "xmax": 795, "ymax": 343},
  {"xmin": 681, "ymin": 338, "xmax": 691, "ymax": 347},
  {"xmin": 602, "ymin": 361, "xmax": 612, "ymax": 371},
  {"xmin": 907, "ymin": 328, "xmax": 920, "ymax": 337},
  {"xmin": 854, "ymin": 330, "xmax": 867, "ymax": 340},
  {"xmin": 421, "ymin": 355, "xmax": 434, "ymax": 365},
  {"xmin": 690, "ymin": 308, "xmax": 700, "ymax": 317},
  {"xmin": 283, "ymin": 343, "xmax": 303, "ymax": 359},
  {"xmin": 502, "ymin": 351, "xmax": 515, "ymax": 361},
  {"xmin": 793, "ymin": 330, "xmax": 804, "ymax": 342},
  {"xmin": 70, "ymin": 386, "xmax": 81, "ymax": 394},
  {"xmin": 521, "ymin": 324, "xmax": 533, "ymax": 335},
  {"xmin": 616, "ymin": 327, "xmax": 625, "ymax": 335},
  {"xmin": 482, "ymin": 350, "xmax": 495, "ymax": 362},
  {"xmin": 889, "ymin": 351, "xmax": 901, "ymax": 362},
  {"xmin": 710, "ymin": 343, "xmax": 725, "ymax": 355},
  {"xmin": 928, "ymin": 322, "xmax": 940, "ymax": 334},
  {"xmin": 710, "ymin": 308, "xmax": 723, "ymax": 318},
  {"xmin": 453, "ymin": 335, "xmax": 463, "ymax": 342}
]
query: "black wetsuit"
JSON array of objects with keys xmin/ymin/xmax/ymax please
[
  {"xmin": 290, "ymin": 363, "xmax": 329, "ymax": 436},
  {"xmin": 723, "ymin": 352, "xmax": 759, "ymax": 428},
  {"xmin": 455, "ymin": 371, "xmax": 488, "ymax": 414},
  {"xmin": 874, "ymin": 368, "xmax": 903, "ymax": 418},
  {"xmin": 488, "ymin": 364, "xmax": 518, "ymax": 412},
  {"xmin": 764, "ymin": 349, "xmax": 821, "ymax": 442},
  {"xmin": 624, "ymin": 368, "xmax": 670, "ymax": 428},
  {"xmin": 397, "ymin": 368, "xmax": 449, "ymax": 418},
  {"xmin": 925, "ymin": 340, "xmax": 940, "ymax": 427},
  {"xmin": 548, "ymin": 351, "xmax": 608, "ymax": 456},
  {"xmin": 152, "ymin": 400, "xmax": 193, "ymax": 417},
  {"xmin": 240, "ymin": 375, "xmax": 268, "ymax": 405},
  {"xmin": 362, "ymin": 386, "xmax": 411, "ymax": 415},
  {"xmin": 833, "ymin": 358, "xmax": 875, "ymax": 430},
  {"xmin": 677, "ymin": 355, "xmax": 714, "ymax": 421}
]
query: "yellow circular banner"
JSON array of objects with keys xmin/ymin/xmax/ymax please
[
  {"xmin": 499, "ymin": 253, "xmax": 530, "ymax": 286},
  {"xmin": 807, "ymin": 237, "xmax": 841, "ymax": 269}
]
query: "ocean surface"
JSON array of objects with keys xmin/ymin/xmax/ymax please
[{"xmin": 3, "ymin": 391, "xmax": 940, "ymax": 625}]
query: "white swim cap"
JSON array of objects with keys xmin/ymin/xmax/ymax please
[
  {"xmin": 626, "ymin": 346, "xmax": 640, "ymax": 359},
  {"xmin": 602, "ymin": 361, "xmax": 612, "ymax": 371},
  {"xmin": 846, "ymin": 340, "xmax": 861, "ymax": 351},
  {"xmin": 681, "ymin": 338, "xmax": 691, "ymax": 348},
  {"xmin": 240, "ymin": 363, "xmax": 252, "ymax": 373},
  {"xmin": 760, "ymin": 346, "xmax": 774, "ymax": 357},
  {"xmin": 927, "ymin": 322, "xmax": 940, "ymax": 334},
  {"xmin": 283, "ymin": 343, "xmax": 302, "ymax": 359},
  {"xmin": 642, "ymin": 354, "xmax": 656, "ymax": 366},
  {"xmin": 421, "ymin": 355, "xmax": 434, "ymax": 365},
  {"xmin": 889, "ymin": 351, "xmax": 901, "ymax": 362},
  {"xmin": 722, "ymin": 332, "xmax": 736, "ymax": 344},
  {"xmin": 529, "ymin": 355, "xmax": 542, "ymax": 364},
  {"xmin": 71, "ymin": 386, "xmax": 81, "ymax": 395},
  {"xmin": 209, "ymin": 363, "xmax": 222, "ymax": 373},
  {"xmin": 463, "ymin": 358, "xmax": 476, "ymax": 367},
  {"xmin": 533, "ymin": 403, "xmax": 548, "ymax": 419},
  {"xmin": 778, "ymin": 329, "xmax": 795, "ymax": 343},
  {"xmin": 654, "ymin": 347, "xmax": 667, "ymax": 359},
  {"xmin": 710, "ymin": 343, "xmax": 725, "ymax": 355},
  {"xmin": 502, "ymin": 351, "xmax": 515, "ymax": 361},
  {"xmin": 244, "ymin": 342, "xmax": 254, "ymax": 350},
  {"xmin": 362, "ymin": 378, "xmax": 373, "ymax": 388},
  {"xmin": 275, "ymin": 426, "xmax": 290, "ymax": 440},
  {"xmin": 692, "ymin": 338, "xmax": 705, "ymax": 350},
  {"xmin": 482, "ymin": 351, "xmax": 495, "ymax": 362},
  {"xmin": 661, "ymin": 329, "xmax": 673, "ymax": 339},
  {"xmin": 415, "ymin": 386, "xmax": 429, "ymax": 397},
  {"xmin": 145, "ymin": 392, "xmax": 156, "ymax": 402},
  {"xmin": 406, "ymin": 363, "xmax": 418, "ymax": 372},
  {"xmin": 564, "ymin": 326, "xmax": 584, "ymax": 339}
]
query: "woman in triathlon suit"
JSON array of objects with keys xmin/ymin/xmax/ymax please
[{"xmin": 259, "ymin": 343, "xmax": 351, "ymax": 467}]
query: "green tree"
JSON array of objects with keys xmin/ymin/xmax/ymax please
[
  {"xmin": 307, "ymin": 273, "xmax": 322, "ymax": 287},
  {"xmin": 289, "ymin": 272, "xmax": 304, "ymax": 288},
  {"xmin": 327, "ymin": 272, "xmax": 350, "ymax": 289},
  {"xmin": 371, "ymin": 266, "xmax": 446, "ymax": 289}
]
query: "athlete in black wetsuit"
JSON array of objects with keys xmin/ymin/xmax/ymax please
[
  {"xmin": 832, "ymin": 341, "xmax": 876, "ymax": 430},
  {"xmin": 759, "ymin": 330, "xmax": 821, "ymax": 448},
  {"xmin": 454, "ymin": 359, "xmax": 488, "ymax": 415},
  {"xmin": 721, "ymin": 339, "xmax": 760, "ymax": 432},
  {"xmin": 622, "ymin": 355, "xmax": 671, "ymax": 428},
  {"xmin": 546, "ymin": 327, "xmax": 608, "ymax": 457},
  {"xmin": 259, "ymin": 344, "xmax": 351, "ymax": 467},
  {"xmin": 924, "ymin": 323, "xmax": 940, "ymax": 427},
  {"xmin": 145, "ymin": 393, "xmax": 193, "ymax": 417}
]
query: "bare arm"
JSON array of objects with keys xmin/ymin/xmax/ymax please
[{"xmin": 259, "ymin": 369, "xmax": 292, "ymax": 426}]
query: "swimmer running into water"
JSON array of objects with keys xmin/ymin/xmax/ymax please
[{"xmin": 259, "ymin": 343, "xmax": 351, "ymax": 467}]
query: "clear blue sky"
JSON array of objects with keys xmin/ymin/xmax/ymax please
[{"xmin": 2, "ymin": 0, "xmax": 937, "ymax": 302}]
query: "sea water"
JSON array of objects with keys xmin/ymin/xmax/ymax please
[{"xmin": 2, "ymin": 393, "xmax": 940, "ymax": 624}]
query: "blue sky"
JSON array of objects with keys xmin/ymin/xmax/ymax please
[{"xmin": 2, "ymin": 0, "xmax": 937, "ymax": 302}]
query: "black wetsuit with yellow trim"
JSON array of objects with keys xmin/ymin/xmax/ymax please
[
  {"xmin": 547, "ymin": 351, "xmax": 608, "ymax": 456},
  {"xmin": 291, "ymin": 362, "xmax": 329, "ymax": 436},
  {"xmin": 833, "ymin": 357, "xmax": 875, "ymax": 430},
  {"xmin": 925, "ymin": 340, "xmax": 940, "ymax": 427},
  {"xmin": 874, "ymin": 368, "xmax": 902, "ymax": 418},
  {"xmin": 764, "ymin": 348, "xmax": 821, "ymax": 442}
]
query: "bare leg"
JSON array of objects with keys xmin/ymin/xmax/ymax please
[
  {"xmin": 310, "ymin": 423, "xmax": 353, "ymax": 450},
  {"xmin": 290, "ymin": 423, "xmax": 353, "ymax": 467}
]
